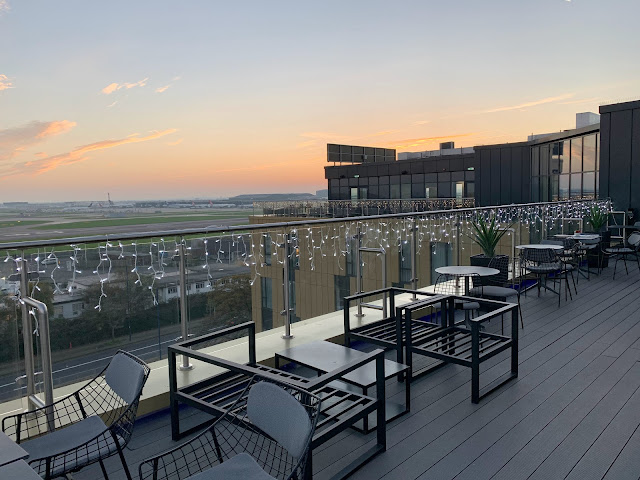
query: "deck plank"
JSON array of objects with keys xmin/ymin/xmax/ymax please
[{"xmin": 75, "ymin": 265, "xmax": 640, "ymax": 480}]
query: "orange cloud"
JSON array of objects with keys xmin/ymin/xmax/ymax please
[
  {"xmin": 101, "ymin": 78, "xmax": 149, "ymax": 94},
  {"xmin": 20, "ymin": 129, "xmax": 178, "ymax": 175},
  {"xmin": 483, "ymin": 93, "xmax": 574, "ymax": 113},
  {"xmin": 389, "ymin": 133, "xmax": 476, "ymax": 149},
  {"xmin": 36, "ymin": 120, "xmax": 76, "ymax": 138},
  {"xmin": 0, "ymin": 120, "xmax": 77, "ymax": 162},
  {"xmin": 0, "ymin": 74, "xmax": 12, "ymax": 91},
  {"xmin": 156, "ymin": 85, "xmax": 171, "ymax": 93},
  {"xmin": 167, "ymin": 138, "xmax": 183, "ymax": 146}
]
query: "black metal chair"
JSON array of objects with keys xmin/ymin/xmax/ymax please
[
  {"xmin": 434, "ymin": 273, "xmax": 481, "ymax": 318},
  {"xmin": 469, "ymin": 255, "xmax": 524, "ymax": 330},
  {"xmin": 1, "ymin": 350, "xmax": 150, "ymax": 480},
  {"xmin": 520, "ymin": 247, "xmax": 574, "ymax": 306},
  {"xmin": 603, "ymin": 232, "xmax": 640, "ymax": 279},
  {"xmin": 138, "ymin": 375, "xmax": 321, "ymax": 480}
]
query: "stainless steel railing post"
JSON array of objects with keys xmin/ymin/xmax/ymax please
[
  {"xmin": 19, "ymin": 257, "xmax": 37, "ymax": 410},
  {"xmin": 178, "ymin": 240, "xmax": 193, "ymax": 371},
  {"xmin": 21, "ymin": 296, "xmax": 54, "ymax": 431},
  {"xmin": 411, "ymin": 221, "xmax": 418, "ymax": 300},
  {"xmin": 281, "ymin": 233, "xmax": 293, "ymax": 339},
  {"xmin": 355, "ymin": 226, "xmax": 364, "ymax": 318}
]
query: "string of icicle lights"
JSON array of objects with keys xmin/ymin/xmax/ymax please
[{"xmin": 2, "ymin": 199, "xmax": 609, "ymax": 311}]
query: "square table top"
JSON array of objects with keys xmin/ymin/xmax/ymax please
[{"xmin": 276, "ymin": 340, "xmax": 407, "ymax": 389}]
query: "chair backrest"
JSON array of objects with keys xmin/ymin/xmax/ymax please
[
  {"xmin": 104, "ymin": 351, "xmax": 148, "ymax": 405},
  {"xmin": 522, "ymin": 247, "xmax": 558, "ymax": 264},
  {"xmin": 628, "ymin": 232, "xmax": 640, "ymax": 247},
  {"xmin": 485, "ymin": 255, "xmax": 509, "ymax": 287},
  {"xmin": 247, "ymin": 381, "xmax": 312, "ymax": 459},
  {"xmin": 434, "ymin": 273, "xmax": 477, "ymax": 295}
]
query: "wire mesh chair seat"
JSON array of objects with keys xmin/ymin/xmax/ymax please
[
  {"xmin": 138, "ymin": 375, "xmax": 321, "ymax": 480},
  {"xmin": 603, "ymin": 232, "xmax": 640, "ymax": 279},
  {"xmin": 468, "ymin": 255, "xmax": 524, "ymax": 330},
  {"xmin": 1, "ymin": 350, "xmax": 150, "ymax": 480},
  {"xmin": 520, "ymin": 247, "xmax": 574, "ymax": 306},
  {"xmin": 433, "ymin": 273, "xmax": 481, "ymax": 324}
]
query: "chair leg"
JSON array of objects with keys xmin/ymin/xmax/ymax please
[
  {"xmin": 613, "ymin": 256, "xmax": 619, "ymax": 280},
  {"xmin": 624, "ymin": 255, "xmax": 629, "ymax": 274},
  {"xmin": 115, "ymin": 442, "xmax": 133, "ymax": 480},
  {"xmin": 518, "ymin": 299, "xmax": 524, "ymax": 329},
  {"xmin": 98, "ymin": 459, "xmax": 109, "ymax": 480}
]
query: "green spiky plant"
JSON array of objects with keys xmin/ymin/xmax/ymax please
[
  {"xmin": 586, "ymin": 204, "xmax": 607, "ymax": 232},
  {"xmin": 470, "ymin": 216, "xmax": 512, "ymax": 258}
]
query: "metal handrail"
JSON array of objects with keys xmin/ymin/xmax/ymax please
[{"xmin": 0, "ymin": 199, "xmax": 608, "ymax": 251}]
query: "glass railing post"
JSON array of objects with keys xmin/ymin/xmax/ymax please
[{"xmin": 178, "ymin": 240, "xmax": 193, "ymax": 371}]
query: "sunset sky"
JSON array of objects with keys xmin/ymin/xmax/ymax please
[{"xmin": 1, "ymin": 0, "xmax": 639, "ymax": 202}]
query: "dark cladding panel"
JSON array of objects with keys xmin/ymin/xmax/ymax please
[
  {"xmin": 490, "ymin": 149, "xmax": 501, "ymax": 205},
  {"xmin": 500, "ymin": 148, "xmax": 512, "ymax": 205},
  {"xmin": 521, "ymin": 147, "xmax": 532, "ymax": 203},
  {"xmin": 480, "ymin": 149, "xmax": 491, "ymax": 206},
  {"xmin": 599, "ymin": 112, "xmax": 611, "ymax": 200},
  {"xmin": 436, "ymin": 158, "xmax": 450, "ymax": 172},
  {"xmin": 511, "ymin": 146, "xmax": 523, "ymax": 204},
  {"xmin": 449, "ymin": 156, "xmax": 463, "ymax": 171},
  {"xmin": 632, "ymin": 109, "xmax": 640, "ymax": 215},
  {"xmin": 609, "ymin": 109, "xmax": 633, "ymax": 210}
]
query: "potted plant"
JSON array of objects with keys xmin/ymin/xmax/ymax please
[
  {"xmin": 584, "ymin": 204, "xmax": 610, "ymax": 268},
  {"xmin": 468, "ymin": 216, "xmax": 511, "ymax": 269}
]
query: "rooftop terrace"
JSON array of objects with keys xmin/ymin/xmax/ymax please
[{"xmin": 75, "ymin": 262, "xmax": 640, "ymax": 480}]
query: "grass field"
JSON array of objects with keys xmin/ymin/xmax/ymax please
[
  {"xmin": 37, "ymin": 212, "xmax": 250, "ymax": 230},
  {"xmin": 0, "ymin": 220, "xmax": 48, "ymax": 228}
]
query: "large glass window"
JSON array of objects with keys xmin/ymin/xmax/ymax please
[
  {"xmin": 390, "ymin": 184, "xmax": 401, "ymax": 199},
  {"xmin": 571, "ymin": 137, "xmax": 582, "ymax": 173},
  {"xmin": 559, "ymin": 174, "xmax": 570, "ymax": 200},
  {"xmin": 425, "ymin": 183, "xmax": 437, "ymax": 199},
  {"xmin": 540, "ymin": 145, "xmax": 549, "ymax": 176},
  {"xmin": 583, "ymin": 172, "xmax": 596, "ymax": 198},
  {"xmin": 531, "ymin": 146, "xmax": 540, "ymax": 176},
  {"xmin": 531, "ymin": 177, "xmax": 540, "ymax": 202},
  {"xmin": 550, "ymin": 175, "xmax": 559, "ymax": 201},
  {"xmin": 570, "ymin": 173, "xmax": 582, "ymax": 198},
  {"xmin": 558, "ymin": 141, "xmax": 569, "ymax": 174},
  {"xmin": 401, "ymin": 183, "xmax": 411, "ymax": 199},
  {"xmin": 430, "ymin": 242, "xmax": 452, "ymax": 284},
  {"xmin": 550, "ymin": 142, "xmax": 562, "ymax": 175},
  {"xmin": 583, "ymin": 135, "xmax": 596, "ymax": 171},
  {"xmin": 540, "ymin": 176, "xmax": 549, "ymax": 201}
]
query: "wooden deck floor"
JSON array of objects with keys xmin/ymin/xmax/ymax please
[{"xmin": 78, "ymin": 261, "xmax": 640, "ymax": 480}]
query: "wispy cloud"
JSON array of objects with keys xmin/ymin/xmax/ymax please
[
  {"xmin": 296, "ymin": 131, "xmax": 352, "ymax": 149},
  {"xmin": 559, "ymin": 96, "xmax": 600, "ymax": 105},
  {"xmin": 167, "ymin": 138, "xmax": 183, "ymax": 146},
  {"xmin": 101, "ymin": 77, "xmax": 149, "ymax": 95},
  {"xmin": 388, "ymin": 133, "xmax": 475, "ymax": 150},
  {"xmin": 155, "ymin": 76, "xmax": 181, "ymax": 93},
  {"xmin": 0, "ymin": 0, "xmax": 9, "ymax": 15},
  {"xmin": 483, "ymin": 93, "xmax": 575, "ymax": 113},
  {"xmin": 0, "ymin": 74, "xmax": 13, "ymax": 91},
  {"xmin": 369, "ymin": 130, "xmax": 401, "ymax": 137},
  {"xmin": 0, "ymin": 120, "xmax": 76, "ymax": 162},
  {"xmin": 411, "ymin": 120, "xmax": 430, "ymax": 126},
  {"xmin": 19, "ymin": 129, "xmax": 177, "ymax": 175},
  {"xmin": 106, "ymin": 100, "xmax": 118, "ymax": 108}
]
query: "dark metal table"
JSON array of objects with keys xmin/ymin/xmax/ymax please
[
  {"xmin": 275, "ymin": 340, "xmax": 410, "ymax": 432},
  {"xmin": 0, "ymin": 431, "xmax": 28, "ymax": 467}
]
